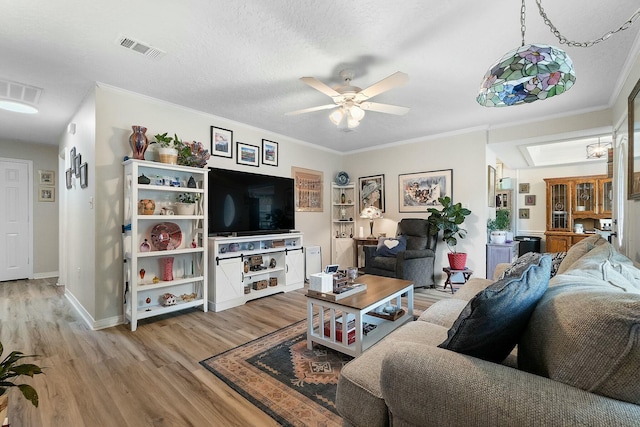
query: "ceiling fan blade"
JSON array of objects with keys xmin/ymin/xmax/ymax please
[
  {"xmin": 360, "ymin": 102, "xmax": 410, "ymax": 115},
  {"xmin": 285, "ymin": 104, "xmax": 338, "ymax": 116},
  {"xmin": 300, "ymin": 77, "xmax": 342, "ymax": 98},
  {"xmin": 356, "ymin": 72, "xmax": 409, "ymax": 101}
]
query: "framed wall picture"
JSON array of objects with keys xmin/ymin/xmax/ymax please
[
  {"xmin": 236, "ymin": 142, "xmax": 259, "ymax": 167},
  {"xmin": 519, "ymin": 183, "xmax": 530, "ymax": 193},
  {"xmin": 80, "ymin": 162, "xmax": 88, "ymax": 188},
  {"xmin": 262, "ymin": 139, "xmax": 278, "ymax": 166},
  {"xmin": 398, "ymin": 169, "xmax": 452, "ymax": 212},
  {"xmin": 39, "ymin": 170, "xmax": 55, "ymax": 185},
  {"xmin": 65, "ymin": 168, "xmax": 73, "ymax": 189},
  {"xmin": 488, "ymin": 165, "xmax": 496, "ymax": 207},
  {"xmin": 519, "ymin": 208, "xmax": 530, "ymax": 219},
  {"xmin": 210, "ymin": 126, "xmax": 233, "ymax": 158},
  {"xmin": 358, "ymin": 174, "xmax": 385, "ymax": 213},
  {"xmin": 38, "ymin": 186, "xmax": 55, "ymax": 202},
  {"xmin": 292, "ymin": 166, "xmax": 323, "ymax": 212},
  {"xmin": 525, "ymin": 195, "xmax": 536, "ymax": 206}
]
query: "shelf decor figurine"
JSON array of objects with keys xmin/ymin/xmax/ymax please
[{"xmin": 129, "ymin": 125, "xmax": 149, "ymax": 160}]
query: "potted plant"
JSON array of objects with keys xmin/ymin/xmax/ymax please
[
  {"xmin": 427, "ymin": 196, "xmax": 472, "ymax": 270},
  {"xmin": 153, "ymin": 132, "xmax": 179, "ymax": 164},
  {"xmin": 176, "ymin": 192, "xmax": 200, "ymax": 215},
  {"xmin": 0, "ymin": 340, "xmax": 44, "ymax": 421},
  {"xmin": 487, "ymin": 209, "xmax": 511, "ymax": 244}
]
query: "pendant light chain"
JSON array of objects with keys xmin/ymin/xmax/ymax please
[
  {"xmin": 520, "ymin": 0, "xmax": 527, "ymax": 46},
  {"xmin": 535, "ymin": 0, "xmax": 640, "ymax": 47}
]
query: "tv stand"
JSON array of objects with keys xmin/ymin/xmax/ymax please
[{"xmin": 207, "ymin": 232, "xmax": 304, "ymax": 312}]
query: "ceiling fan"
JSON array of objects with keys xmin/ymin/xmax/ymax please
[{"xmin": 286, "ymin": 70, "xmax": 410, "ymax": 129}]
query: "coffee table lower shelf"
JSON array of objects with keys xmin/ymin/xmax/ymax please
[{"xmin": 306, "ymin": 279, "xmax": 413, "ymax": 357}]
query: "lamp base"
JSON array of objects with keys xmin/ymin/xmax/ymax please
[{"xmin": 369, "ymin": 220, "xmax": 375, "ymax": 239}]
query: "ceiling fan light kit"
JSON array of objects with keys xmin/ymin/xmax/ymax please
[
  {"xmin": 477, "ymin": 0, "xmax": 640, "ymax": 107},
  {"xmin": 287, "ymin": 69, "xmax": 409, "ymax": 129}
]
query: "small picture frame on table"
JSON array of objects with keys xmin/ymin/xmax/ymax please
[{"xmin": 236, "ymin": 142, "xmax": 259, "ymax": 167}]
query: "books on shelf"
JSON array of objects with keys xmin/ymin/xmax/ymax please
[
  {"xmin": 307, "ymin": 283, "xmax": 367, "ymax": 301},
  {"xmin": 323, "ymin": 314, "xmax": 377, "ymax": 344}
]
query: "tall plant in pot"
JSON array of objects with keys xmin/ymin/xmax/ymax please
[
  {"xmin": 427, "ymin": 196, "xmax": 472, "ymax": 270},
  {"xmin": 0, "ymin": 340, "xmax": 44, "ymax": 421},
  {"xmin": 487, "ymin": 209, "xmax": 511, "ymax": 244}
]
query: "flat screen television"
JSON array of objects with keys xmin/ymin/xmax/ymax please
[{"xmin": 208, "ymin": 167, "xmax": 295, "ymax": 236}]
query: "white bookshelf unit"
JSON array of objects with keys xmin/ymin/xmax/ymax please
[
  {"xmin": 331, "ymin": 183, "xmax": 356, "ymax": 266},
  {"xmin": 122, "ymin": 159, "xmax": 208, "ymax": 331},
  {"xmin": 208, "ymin": 233, "xmax": 304, "ymax": 312}
]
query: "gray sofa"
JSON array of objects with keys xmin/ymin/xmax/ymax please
[{"xmin": 336, "ymin": 235, "xmax": 640, "ymax": 426}]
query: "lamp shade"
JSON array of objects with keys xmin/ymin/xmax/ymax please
[
  {"xmin": 329, "ymin": 108, "xmax": 345, "ymax": 125},
  {"xmin": 360, "ymin": 205, "xmax": 383, "ymax": 219},
  {"xmin": 477, "ymin": 44, "xmax": 576, "ymax": 107}
]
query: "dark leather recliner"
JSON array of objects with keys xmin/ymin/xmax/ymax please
[{"xmin": 363, "ymin": 218, "xmax": 438, "ymax": 288}]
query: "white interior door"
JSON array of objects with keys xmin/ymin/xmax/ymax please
[{"xmin": 0, "ymin": 159, "xmax": 31, "ymax": 281}]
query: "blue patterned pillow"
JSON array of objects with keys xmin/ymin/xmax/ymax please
[
  {"xmin": 438, "ymin": 255, "xmax": 551, "ymax": 363},
  {"xmin": 375, "ymin": 236, "xmax": 407, "ymax": 257}
]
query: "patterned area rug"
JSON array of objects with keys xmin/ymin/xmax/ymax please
[{"xmin": 201, "ymin": 319, "xmax": 350, "ymax": 427}]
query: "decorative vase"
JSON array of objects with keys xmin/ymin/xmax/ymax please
[
  {"xmin": 175, "ymin": 202, "xmax": 196, "ymax": 215},
  {"xmin": 160, "ymin": 257, "xmax": 174, "ymax": 281},
  {"xmin": 341, "ymin": 193, "xmax": 346, "ymax": 204},
  {"xmin": 158, "ymin": 147, "xmax": 178, "ymax": 164},
  {"xmin": 129, "ymin": 125, "xmax": 149, "ymax": 160},
  {"xmin": 490, "ymin": 230, "xmax": 507, "ymax": 244},
  {"xmin": 448, "ymin": 253, "xmax": 467, "ymax": 270},
  {"xmin": 139, "ymin": 199, "xmax": 155, "ymax": 215}
]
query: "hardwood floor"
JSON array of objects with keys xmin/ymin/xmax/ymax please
[{"xmin": 0, "ymin": 278, "xmax": 450, "ymax": 427}]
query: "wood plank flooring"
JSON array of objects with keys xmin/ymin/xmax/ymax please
[{"xmin": 0, "ymin": 278, "xmax": 450, "ymax": 427}]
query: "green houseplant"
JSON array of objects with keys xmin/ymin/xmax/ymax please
[
  {"xmin": 427, "ymin": 196, "xmax": 472, "ymax": 270},
  {"xmin": 153, "ymin": 132, "xmax": 179, "ymax": 164},
  {"xmin": 487, "ymin": 209, "xmax": 511, "ymax": 244},
  {"xmin": 176, "ymin": 192, "xmax": 200, "ymax": 215},
  {"xmin": 0, "ymin": 340, "xmax": 44, "ymax": 419}
]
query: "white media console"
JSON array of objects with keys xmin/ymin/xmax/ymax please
[{"xmin": 207, "ymin": 232, "xmax": 304, "ymax": 312}]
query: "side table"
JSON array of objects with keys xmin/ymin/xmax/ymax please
[
  {"xmin": 353, "ymin": 237, "xmax": 379, "ymax": 269},
  {"xmin": 442, "ymin": 267, "xmax": 473, "ymax": 294}
]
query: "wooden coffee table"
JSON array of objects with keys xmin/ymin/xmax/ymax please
[{"xmin": 306, "ymin": 275, "xmax": 414, "ymax": 357}]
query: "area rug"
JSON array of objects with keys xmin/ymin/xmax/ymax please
[{"xmin": 200, "ymin": 319, "xmax": 350, "ymax": 427}]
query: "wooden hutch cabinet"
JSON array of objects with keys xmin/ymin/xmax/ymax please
[{"xmin": 544, "ymin": 174, "xmax": 612, "ymax": 252}]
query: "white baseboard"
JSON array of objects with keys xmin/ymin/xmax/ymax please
[
  {"xmin": 64, "ymin": 289, "xmax": 124, "ymax": 330},
  {"xmin": 34, "ymin": 271, "xmax": 59, "ymax": 279}
]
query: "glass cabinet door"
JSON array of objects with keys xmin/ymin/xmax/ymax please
[
  {"xmin": 600, "ymin": 178, "xmax": 613, "ymax": 214},
  {"xmin": 548, "ymin": 182, "xmax": 569, "ymax": 230},
  {"xmin": 573, "ymin": 179, "xmax": 597, "ymax": 214}
]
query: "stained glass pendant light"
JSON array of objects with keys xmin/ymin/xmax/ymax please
[{"xmin": 477, "ymin": 0, "xmax": 576, "ymax": 107}]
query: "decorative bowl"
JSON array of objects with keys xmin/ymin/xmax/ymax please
[
  {"xmin": 150, "ymin": 222, "xmax": 182, "ymax": 251},
  {"xmin": 335, "ymin": 171, "xmax": 350, "ymax": 186}
]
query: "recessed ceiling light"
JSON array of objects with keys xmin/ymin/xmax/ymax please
[{"xmin": 0, "ymin": 99, "xmax": 38, "ymax": 114}]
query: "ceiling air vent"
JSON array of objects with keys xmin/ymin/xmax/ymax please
[
  {"xmin": 115, "ymin": 35, "xmax": 166, "ymax": 60},
  {"xmin": 0, "ymin": 79, "xmax": 43, "ymax": 105}
]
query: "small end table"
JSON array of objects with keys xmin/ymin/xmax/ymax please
[{"xmin": 442, "ymin": 267, "xmax": 473, "ymax": 294}]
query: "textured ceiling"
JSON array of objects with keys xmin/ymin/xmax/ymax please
[{"xmin": 1, "ymin": 0, "xmax": 639, "ymax": 163}]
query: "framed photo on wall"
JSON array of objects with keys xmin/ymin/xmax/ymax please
[
  {"xmin": 74, "ymin": 153, "xmax": 82, "ymax": 177},
  {"xmin": 38, "ymin": 186, "xmax": 55, "ymax": 202},
  {"xmin": 65, "ymin": 168, "xmax": 73, "ymax": 189},
  {"xmin": 236, "ymin": 142, "xmax": 259, "ymax": 167},
  {"xmin": 519, "ymin": 183, "xmax": 530, "ymax": 193},
  {"xmin": 210, "ymin": 126, "xmax": 233, "ymax": 158},
  {"xmin": 292, "ymin": 166, "xmax": 323, "ymax": 212},
  {"xmin": 398, "ymin": 169, "xmax": 452, "ymax": 212},
  {"xmin": 80, "ymin": 162, "xmax": 88, "ymax": 188},
  {"xmin": 39, "ymin": 170, "xmax": 55, "ymax": 185},
  {"xmin": 525, "ymin": 195, "xmax": 536, "ymax": 205},
  {"xmin": 262, "ymin": 139, "xmax": 278, "ymax": 166},
  {"xmin": 519, "ymin": 208, "xmax": 530, "ymax": 219},
  {"xmin": 358, "ymin": 174, "xmax": 385, "ymax": 213}
]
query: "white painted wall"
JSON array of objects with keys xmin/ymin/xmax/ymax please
[
  {"xmin": 343, "ymin": 131, "xmax": 487, "ymax": 281},
  {"xmin": 0, "ymin": 140, "xmax": 58, "ymax": 277}
]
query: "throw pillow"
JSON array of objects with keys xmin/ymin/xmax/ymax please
[
  {"xmin": 545, "ymin": 251, "xmax": 566, "ymax": 278},
  {"xmin": 374, "ymin": 236, "xmax": 407, "ymax": 257},
  {"xmin": 438, "ymin": 255, "xmax": 551, "ymax": 363},
  {"xmin": 499, "ymin": 252, "xmax": 543, "ymax": 279}
]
